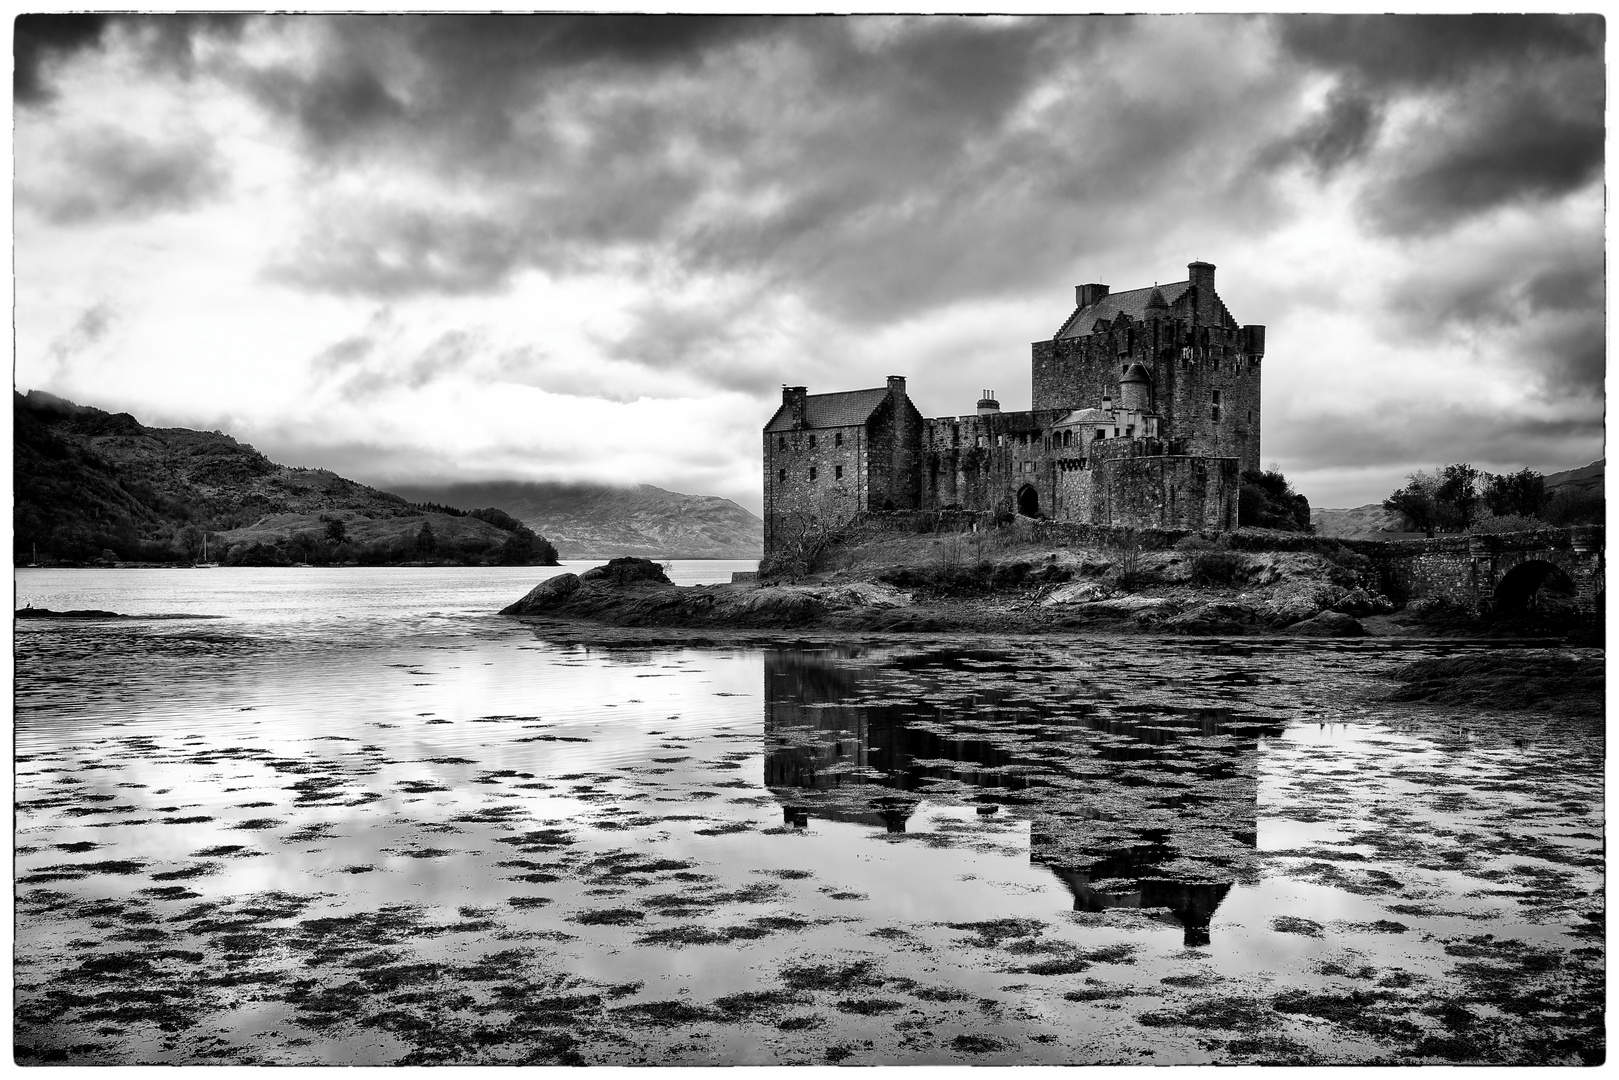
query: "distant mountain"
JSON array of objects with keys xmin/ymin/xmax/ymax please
[
  {"xmin": 1311, "ymin": 503, "xmax": 1400, "ymax": 539},
  {"xmin": 1544, "ymin": 459, "xmax": 1603, "ymax": 497},
  {"xmin": 14, "ymin": 390, "xmax": 553, "ymax": 567},
  {"xmin": 390, "ymin": 481, "xmax": 764, "ymax": 560}
]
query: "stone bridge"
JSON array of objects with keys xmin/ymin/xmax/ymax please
[{"xmin": 1356, "ymin": 525, "xmax": 1604, "ymax": 616}]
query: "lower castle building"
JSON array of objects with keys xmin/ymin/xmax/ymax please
[{"xmin": 763, "ymin": 261, "xmax": 1265, "ymax": 554}]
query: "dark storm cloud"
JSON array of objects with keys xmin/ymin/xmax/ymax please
[
  {"xmin": 1255, "ymin": 86, "xmax": 1381, "ymax": 175},
  {"xmin": 14, "ymin": 13, "xmax": 110, "ymax": 102},
  {"xmin": 1383, "ymin": 240, "xmax": 1604, "ymax": 398},
  {"xmin": 22, "ymin": 128, "xmax": 229, "ymax": 224},
  {"xmin": 593, "ymin": 296, "xmax": 783, "ymax": 395},
  {"xmin": 1278, "ymin": 403, "xmax": 1604, "ymax": 476},
  {"xmin": 255, "ymin": 15, "xmax": 1296, "ymax": 325},
  {"xmin": 15, "ymin": 13, "xmax": 249, "ymax": 103},
  {"xmin": 1275, "ymin": 14, "xmax": 1600, "ymax": 88},
  {"xmin": 1267, "ymin": 14, "xmax": 1604, "ymax": 236}
]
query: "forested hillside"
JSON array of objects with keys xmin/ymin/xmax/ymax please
[{"xmin": 14, "ymin": 391, "xmax": 555, "ymax": 567}]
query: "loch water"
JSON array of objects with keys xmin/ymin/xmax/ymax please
[{"xmin": 13, "ymin": 566, "xmax": 1604, "ymax": 1065}]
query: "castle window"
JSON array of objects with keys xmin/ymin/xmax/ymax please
[
  {"xmin": 1125, "ymin": 425, "xmax": 1135, "ymax": 437},
  {"xmin": 778, "ymin": 468, "xmax": 787, "ymax": 483},
  {"xmin": 1063, "ymin": 430, "xmax": 1072, "ymax": 447},
  {"xmin": 834, "ymin": 432, "xmax": 843, "ymax": 447},
  {"xmin": 778, "ymin": 436, "xmax": 786, "ymax": 450},
  {"xmin": 1093, "ymin": 429, "xmax": 1105, "ymax": 441},
  {"xmin": 834, "ymin": 465, "xmax": 843, "ymax": 480},
  {"xmin": 809, "ymin": 434, "xmax": 817, "ymax": 448},
  {"xmin": 809, "ymin": 467, "xmax": 817, "ymax": 481},
  {"xmin": 1247, "ymin": 409, "xmax": 1253, "ymax": 423}
]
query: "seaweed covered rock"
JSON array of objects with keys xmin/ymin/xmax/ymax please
[
  {"xmin": 1284, "ymin": 610, "xmax": 1365, "ymax": 637},
  {"xmin": 578, "ymin": 558, "xmax": 672, "ymax": 586}
]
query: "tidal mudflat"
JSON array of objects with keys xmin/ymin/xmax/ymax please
[{"xmin": 13, "ymin": 571, "xmax": 1603, "ymax": 1065}]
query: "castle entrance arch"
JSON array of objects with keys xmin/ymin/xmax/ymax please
[
  {"xmin": 1017, "ymin": 485, "xmax": 1040, "ymax": 518},
  {"xmin": 1493, "ymin": 560, "xmax": 1577, "ymax": 615}
]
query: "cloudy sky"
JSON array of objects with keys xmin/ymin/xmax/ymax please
[{"xmin": 14, "ymin": 13, "xmax": 1605, "ymax": 513}]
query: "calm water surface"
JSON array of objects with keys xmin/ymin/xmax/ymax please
[{"xmin": 13, "ymin": 567, "xmax": 1603, "ymax": 1065}]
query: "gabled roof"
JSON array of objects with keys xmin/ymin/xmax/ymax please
[
  {"xmin": 1056, "ymin": 407, "xmax": 1114, "ymax": 425},
  {"xmin": 1055, "ymin": 280, "xmax": 1191, "ymax": 339},
  {"xmin": 765, "ymin": 387, "xmax": 889, "ymax": 432}
]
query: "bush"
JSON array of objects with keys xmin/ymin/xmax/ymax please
[
  {"xmin": 1240, "ymin": 469, "xmax": 1312, "ymax": 531},
  {"xmin": 1174, "ymin": 535, "xmax": 1245, "ymax": 586}
]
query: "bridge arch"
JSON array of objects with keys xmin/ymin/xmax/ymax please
[{"xmin": 1493, "ymin": 559, "xmax": 1578, "ymax": 615}]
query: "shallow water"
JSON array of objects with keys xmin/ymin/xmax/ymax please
[{"xmin": 13, "ymin": 568, "xmax": 1604, "ymax": 1065}]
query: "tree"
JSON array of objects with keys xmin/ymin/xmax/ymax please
[
  {"xmin": 178, "ymin": 524, "xmax": 204, "ymax": 561},
  {"xmin": 497, "ymin": 525, "xmax": 558, "ymax": 566},
  {"xmin": 324, "ymin": 517, "xmax": 347, "ymax": 544},
  {"xmin": 1383, "ymin": 471, "xmax": 1441, "ymax": 536},
  {"xmin": 1435, "ymin": 463, "xmax": 1481, "ymax": 531},
  {"xmin": 1483, "ymin": 469, "xmax": 1546, "ymax": 519},
  {"xmin": 416, "ymin": 521, "xmax": 437, "ymax": 557},
  {"xmin": 1238, "ymin": 469, "xmax": 1311, "ymax": 531}
]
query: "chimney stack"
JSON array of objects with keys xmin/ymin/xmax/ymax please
[
  {"xmin": 1076, "ymin": 283, "xmax": 1110, "ymax": 308},
  {"xmin": 1187, "ymin": 261, "xmax": 1216, "ymax": 325},
  {"xmin": 886, "ymin": 375, "xmax": 907, "ymax": 399},
  {"xmin": 976, "ymin": 389, "xmax": 1000, "ymax": 416},
  {"xmin": 782, "ymin": 385, "xmax": 808, "ymax": 428}
]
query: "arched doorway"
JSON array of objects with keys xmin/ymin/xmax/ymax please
[
  {"xmin": 1017, "ymin": 485, "xmax": 1039, "ymax": 518},
  {"xmin": 1494, "ymin": 560, "xmax": 1577, "ymax": 615}
]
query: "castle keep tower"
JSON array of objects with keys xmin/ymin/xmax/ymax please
[
  {"xmin": 762, "ymin": 262, "xmax": 1265, "ymax": 554},
  {"xmin": 1031, "ymin": 261, "xmax": 1265, "ymax": 472}
]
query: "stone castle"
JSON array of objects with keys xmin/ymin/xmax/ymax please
[{"xmin": 763, "ymin": 261, "xmax": 1266, "ymax": 554}]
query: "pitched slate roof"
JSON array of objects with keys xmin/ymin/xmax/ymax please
[
  {"xmin": 1055, "ymin": 280, "xmax": 1190, "ymax": 339},
  {"xmin": 1055, "ymin": 407, "xmax": 1114, "ymax": 425},
  {"xmin": 765, "ymin": 387, "xmax": 889, "ymax": 432}
]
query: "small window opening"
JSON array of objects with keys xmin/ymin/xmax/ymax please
[
  {"xmin": 834, "ymin": 465, "xmax": 843, "ymax": 480},
  {"xmin": 809, "ymin": 466, "xmax": 818, "ymax": 481},
  {"xmin": 808, "ymin": 434, "xmax": 817, "ymax": 448},
  {"xmin": 834, "ymin": 432, "xmax": 843, "ymax": 448},
  {"xmin": 778, "ymin": 468, "xmax": 787, "ymax": 483},
  {"xmin": 778, "ymin": 436, "xmax": 786, "ymax": 450}
]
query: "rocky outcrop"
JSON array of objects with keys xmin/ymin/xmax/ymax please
[{"xmin": 502, "ymin": 562, "xmax": 908, "ymax": 627}]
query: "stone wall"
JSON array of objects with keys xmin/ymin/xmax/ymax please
[
  {"xmin": 762, "ymin": 422, "xmax": 867, "ymax": 552},
  {"xmin": 1090, "ymin": 443, "xmax": 1238, "ymax": 530}
]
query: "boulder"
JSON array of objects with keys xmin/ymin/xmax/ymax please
[
  {"xmin": 578, "ymin": 557, "xmax": 672, "ymax": 586},
  {"xmin": 500, "ymin": 573, "xmax": 581, "ymax": 615},
  {"xmin": 1283, "ymin": 610, "xmax": 1365, "ymax": 637}
]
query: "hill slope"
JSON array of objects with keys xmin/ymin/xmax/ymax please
[
  {"xmin": 13, "ymin": 390, "xmax": 552, "ymax": 566},
  {"xmin": 1544, "ymin": 459, "xmax": 1603, "ymax": 497},
  {"xmin": 390, "ymin": 481, "xmax": 763, "ymax": 560}
]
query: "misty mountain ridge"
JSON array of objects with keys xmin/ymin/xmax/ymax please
[{"xmin": 390, "ymin": 481, "xmax": 763, "ymax": 560}]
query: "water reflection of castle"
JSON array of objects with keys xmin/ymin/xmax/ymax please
[{"xmin": 763, "ymin": 648, "xmax": 1283, "ymax": 947}]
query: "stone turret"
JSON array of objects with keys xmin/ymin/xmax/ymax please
[{"xmin": 1120, "ymin": 363, "xmax": 1152, "ymax": 412}]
